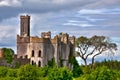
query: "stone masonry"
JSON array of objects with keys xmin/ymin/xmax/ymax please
[{"xmin": 17, "ymin": 15, "xmax": 75, "ymax": 68}]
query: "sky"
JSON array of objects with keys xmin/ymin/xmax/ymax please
[{"xmin": 0, "ymin": 0, "xmax": 120, "ymax": 64}]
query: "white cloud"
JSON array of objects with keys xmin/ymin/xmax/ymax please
[
  {"xmin": 63, "ymin": 20, "xmax": 95, "ymax": 27},
  {"xmin": 78, "ymin": 8, "xmax": 120, "ymax": 14},
  {"xmin": 79, "ymin": 9, "xmax": 103, "ymax": 14},
  {"xmin": 0, "ymin": 0, "xmax": 21, "ymax": 7}
]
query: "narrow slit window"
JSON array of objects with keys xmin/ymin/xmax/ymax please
[
  {"xmin": 32, "ymin": 60, "xmax": 34, "ymax": 65},
  {"xmin": 32, "ymin": 50, "xmax": 34, "ymax": 57},
  {"xmin": 38, "ymin": 50, "xmax": 41, "ymax": 57},
  {"xmin": 38, "ymin": 61, "xmax": 41, "ymax": 67}
]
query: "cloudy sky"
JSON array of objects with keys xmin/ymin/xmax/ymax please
[{"xmin": 0, "ymin": 0, "xmax": 120, "ymax": 63}]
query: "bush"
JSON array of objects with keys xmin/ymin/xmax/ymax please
[
  {"xmin": 7, "ymin": 69, "xmax": 18, "ymax": 77},
  {"xmin": 48, "ymin": 67, "xmax": 73, "ymax": 80},
  {"xmin": 0, "ymin": 67, "xmax": 8, "ymax": 78},
  {"xmin": 71, "ymin": 57, "xmax": 83, "ymax": 77},
  {"xmin": 80, "ymin": 66, "xmax": 118, "ymax": 80},
  {"xmin": 17, "ymin": 64, "xmax": 39, "ymax": 80}
]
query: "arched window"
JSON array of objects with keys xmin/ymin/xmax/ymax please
[
  {"xmin": 32, "ymin": 60, "xmax": 34, "ymax": 65},
  {"xmin": 38, "ymin": 50, "xmax": 41, "ymax": 57},
  {"xmin": 32, "ymin": 50, "xmax": 34, "ymax": 57},
  {"xmin": 38, "ymin": 61, "xmax": 41, "ymax": 67}
]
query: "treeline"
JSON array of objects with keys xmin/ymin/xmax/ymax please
[
  {"xmin": 0, "ymin": 57, "xmax": 82, "ymax": 80},
  {"xmin": 76, "ymin": 60, "xmax": 120, "ymax": 80},
  {"xmin": 93, "ymin": 59, "xmax": 120, "ymax": 70},
  {"xmin": 1, "ymin": 60, "xmax": 120, "ymax": 80},
  {"xmin": 0, "ymin": 64, "xmax": 73, "ymax": 80}
]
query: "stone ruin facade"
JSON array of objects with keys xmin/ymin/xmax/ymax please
[{"xmin": 17, "ymin": 15, "xmax": 75, "ymax": 68}]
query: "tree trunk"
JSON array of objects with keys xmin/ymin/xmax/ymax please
[
  {"xmin": 91, "ymin": 57, "xmax": 95, "ymax": 68},
  {"xmin": 83, "ymin": 59, "xmax": 87, "ymax": 67}
]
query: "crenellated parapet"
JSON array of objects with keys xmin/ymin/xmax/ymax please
[
  {"xmin": 17, "ymin": 35, "xmax": 30, "ymax": 43},
  {"xmin": 51, "ymin": 35, "xmax": 59, "ymax": 44},
  {"xmin": 69, "ymin": 36, "xmax": 75, "ymax": 45},
  {"xmin": 41, "ymin": 31, "xmax": 51, "ymax": 38},
  {"xmin": 58, "ymin": 33, "xmax": 69, "ymax": 44},
  {"xmin": 20, "ymin": 15, "xmax": 30, "ymax": 19}
]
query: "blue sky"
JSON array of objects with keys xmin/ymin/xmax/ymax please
[{"xmin": 0, "ymin": 0, "xmax": 120, "ymax": 64}]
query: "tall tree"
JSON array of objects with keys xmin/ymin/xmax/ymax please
[{"xmin": 75, "ymin": 35, "xmax": 117, "ymax": 68}]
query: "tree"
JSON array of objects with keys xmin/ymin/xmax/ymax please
[
  {"xmin": 69, "ymin": 57, "xmax": 83, "ymax": 77},
  {"xmin": 2, "ymin": 48, "xmax": 14, "ymax": 63},
  {"xmin": 75, "ymin": 35, "xmax": 117, "ymax": 68}
]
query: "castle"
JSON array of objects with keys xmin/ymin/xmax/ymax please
[{"xmin": 17, "ymin": 15, "xmax": 75, "ymax": 68}]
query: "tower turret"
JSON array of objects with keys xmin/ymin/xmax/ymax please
[{"xmin": 20, "ymin": 15, "xmax": 30, "ymax": 37}]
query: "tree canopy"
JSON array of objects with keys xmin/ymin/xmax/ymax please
[
  {"xmin": 2, "ymin": 48, "xmax": 14, "ymax": 63},
  {"xmin": 75, "ymin": 35, "xmax": 117, "ymax": 68}
]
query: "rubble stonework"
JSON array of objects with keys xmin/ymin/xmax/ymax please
[{"xmin": 17, "ymin": 15, "xmax": 75, "ymax": 68}]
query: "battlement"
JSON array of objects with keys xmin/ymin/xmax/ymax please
[
  {"xmin": 20, "ymin": 15, "xmax": 30, "ymax": 19},
  {"xmin": 17, "ymin": 35, "xmax": 30, "ymax": 43},
  {"xmin": 69, "ymin": 36, "xmax": 75, "ymax": 44},
  {"xmin": 58, "ymin": 33, "xmax": 69, "ymax": 44},
  {"xmin": 51, "ymin": 35, "xmax": 59, "ymax": 44},
  {"xmin": 30, "ymin": 36, "xmax": 53, "ymax": 44},
  {"xmin": 41, "ymin": 31, "xmax": 51, "ymax": 38}
]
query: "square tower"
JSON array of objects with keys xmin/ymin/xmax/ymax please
[{"xmin": 20, "ymin": 15, "xmax": 30, "ymax": 37}]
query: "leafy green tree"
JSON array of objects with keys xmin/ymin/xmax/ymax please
[
  {"xmin": 69, "ymin": 57, "xmax": 83, "ymax": 77},
  {"xmin": 2, "ymin": 48, "xmax": 14, "ymax": 63},
  {"xmin": 75, "ymin": 36, "xmax": 117, "ymax": 68}
]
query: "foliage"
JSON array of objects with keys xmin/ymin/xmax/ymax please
[
  {"xmin": 0, "ymin": 66, "xmax": 8, "ymax": 78},
  {"xmin": 76, "ymin": 66, "xmax": 120, "ymax": 80},
  {"xmin": 37, "ymin": 66, "xmax": 49, "ymax": 77},
  {"xmin": 2, "ymin": 48, "xmax": 14, "ymax": 63},
  {"xmin": 75, "ymin": 36, "xmax": 117, "ymax": 68},
  {"xmin": 69, "ymin": 57, "xmax": 83, "ymax": 77},
  {"xmin": 7, "ymin": 69, "xmax": 18, "ymax": 77},
  {"xmin": 94, "ymin": 60, "xmax": 120, "ymax": 70},
  {"xmin": 1, "ymin": 60, "xmax": 120, "ymax": 80},
  {"xmin": 48, "ymin": 67, "xmax": 73, "ymax": 80},
  {"xmin": 17, "ymin": 64, "xmax": 39, "ymax": 80},
  {"xmin": 48, "ymin": 58, "xmax": 56, "ymax": 68}
]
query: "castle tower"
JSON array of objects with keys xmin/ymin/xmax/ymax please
[{"xmin": 20, "ymin": 15, "xmax": 30, "ymax": 37}]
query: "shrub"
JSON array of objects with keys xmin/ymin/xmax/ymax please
[
  {"xmin": 17, "ymin": 64, "xmax": 39, "ymax": 80},
  {"xmin": 48, "ymin": 67, "xmax": 73, "ymax": 80},
  {"xmin": 0, "ymin": 67, "xmax": 8, "ymax": 78},
  {"xmin": 7, "ymin": 69, "xmax": 18, "ymax": 77},
  {"xmin": 82, "ymin": 66, "xmax": 118, "ymax": 80}
]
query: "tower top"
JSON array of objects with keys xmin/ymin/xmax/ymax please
[
  {"xmin": 20, "ymin": 15, "xmax": 30, "ymax": 37},
  {"xmin": 20, "ymin": 15, "xmax": 30, "ymax": 19}
]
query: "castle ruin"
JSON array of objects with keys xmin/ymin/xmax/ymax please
[{"xmin": 17, "ymin": 15, "xmax": 75, "ymax": 68}]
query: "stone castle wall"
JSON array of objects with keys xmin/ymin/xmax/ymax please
[{"xmin": 17, "ymin": 15, "xmax": 75, "ymax": 68}]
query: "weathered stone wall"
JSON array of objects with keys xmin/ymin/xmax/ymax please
[
  {"xmin": 0, "ymin": 55, "xmax": 30, "ymax": 68},
  {"xmin": 16, "ymin": 15, "xmax": 75, "ymax": 68},
  {"xmin": 29, "ymin": 42, "xmax": 43, "ymax": 66}
]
